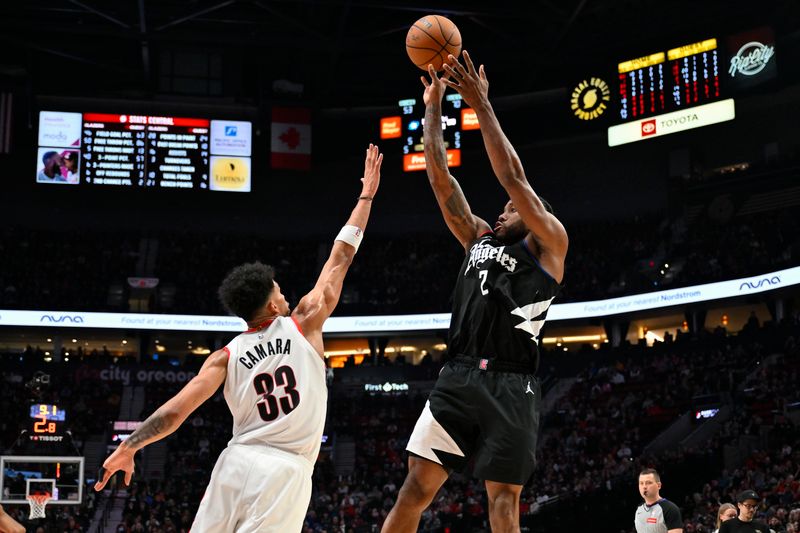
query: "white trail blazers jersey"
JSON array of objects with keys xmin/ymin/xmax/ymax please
[{"xmin": 223, "ymin": 316, "xmax": 327, "ymax": 463}]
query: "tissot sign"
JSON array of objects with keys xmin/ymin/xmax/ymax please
[{"xmin": 607, "ymin": 99, "xmax": 735, "ymax": 146}]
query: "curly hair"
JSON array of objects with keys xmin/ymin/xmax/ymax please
[{"xmin": 218, "ymin": 262, "xmax": 275, "ymax": 322}]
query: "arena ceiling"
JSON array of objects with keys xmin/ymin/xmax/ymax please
[{"xmin": 1, "ymin": 0, "xmax": 798, "ymax": 107}]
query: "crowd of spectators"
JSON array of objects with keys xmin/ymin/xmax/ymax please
[
  {"xmin": 0, "ymin": 227, "xmax": 140, "ymax": 312},
  {"xmin": 2, "ymin": 205, "xmax": 797, "ymax": 317},
  {"xmin": 2, "ymin": 314, "xmax": 798, "ymax": 532},
  {"xmin": 678, "ymin": 326, "xmax": 800, "ymax": 533},
  {"xmin": 0, "ymin": 358, "xmax": 123, "ymax": 532}
]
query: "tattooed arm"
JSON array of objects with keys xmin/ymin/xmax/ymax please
[
  {"xmin": 421, "ymin": 65, "xmax": 490, "ymax": 250},
  {"xmin": 94, "ymin": 348, "xmax": 228, "ymax": 490}
]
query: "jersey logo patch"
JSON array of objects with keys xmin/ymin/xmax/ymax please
[
  {"xmin": 510, "ymin": 298, "xmax": 555, "ymax": 343},
  {"xmin": 464, "ymin": 241, "xmax": 517, "ymax": 274},
  {"xmin": 646, "ymin": 518, "xmax": 657, "ymax": 523}
]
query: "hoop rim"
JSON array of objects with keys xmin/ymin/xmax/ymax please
[{"xmin": 27, "ymin": 493, "xmax": 52, "ymax": 503}]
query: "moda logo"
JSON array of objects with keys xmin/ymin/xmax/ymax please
[
  {"xmin": 41, "ymin": 132, "xmax": 68, "ymax": 143},
  {"xmin": 729, "ymin": 41, "xmax": 775, "ymax": 77},
  {"xmin": 40, "ymin": 314, "xmax": 85, "ymax": 323},
  {"xmin": 739, "ymin": 276, "xmax": 781, "ymax": 291},
  {"xmin": 641, "ymin": 119, "xmax": 656, "ymax": 136}
]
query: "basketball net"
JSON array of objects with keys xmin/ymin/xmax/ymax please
[{"xmin": 26, "ymin": 493, "xmax": 50, "ymax": 519}]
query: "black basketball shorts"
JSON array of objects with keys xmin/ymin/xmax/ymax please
[{"xmin": 406, "ymin": 358, "xmax": 542, "ymax": 485}]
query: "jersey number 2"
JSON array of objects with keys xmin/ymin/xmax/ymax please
[
  {"xmin": 252, "ymin": 366, "xmax": 300, "ymax": 422},
  {"xmin": 478, "ymin": 270, "xmax": 489, "ymax": 295}
]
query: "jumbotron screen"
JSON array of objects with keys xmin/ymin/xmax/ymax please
[
  {"xmin": 36, "ymin": 111, "xmax": 253, "ymax": 192},
  {"xmin": 379, "ymin": 94, "xmax": 479, "ymax": 172}
]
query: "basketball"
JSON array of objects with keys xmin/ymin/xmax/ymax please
[{"xmin": 406, "ymin": 15, "xmax": 462, "ymax": 71}]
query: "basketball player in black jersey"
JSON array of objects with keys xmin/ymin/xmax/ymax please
[{"xmin": 383, "ymin": 51, "xmax": 568, "ymax": 533}]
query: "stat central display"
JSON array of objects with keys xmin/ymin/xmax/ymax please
[
  {"xmin": 36, "ymin": 111, "xmax": 253, "ymax": 192},
  {"xmin": 379, "ymin": 94, "xmax": 479, "ymax": 172},
  {"xmin": 83, "ymin": 113, "xmax": 209, "ymax": 188}
]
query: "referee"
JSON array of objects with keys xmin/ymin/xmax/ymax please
[{"xmin": 634, "ymin": 469, "xmax": 683, "ymax": 533}]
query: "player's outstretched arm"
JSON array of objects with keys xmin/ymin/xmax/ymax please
[
  {"xmin": 0, "ymin": 505, "xmax": 25, "ymax": 533},
  {"xmin": 93, "ymin": 349, "xmax": 228, "ymax": 490},
  {"xmin": 421, "ymin": 65, "xmax": 490, "ymax": 250},
  {"xmin": 442, "ymin": 51, "xmax": 567, "ymax": 256},
  {"xmin": 292, "ymin": 144, "xmax": 382, "ymax": 355}
]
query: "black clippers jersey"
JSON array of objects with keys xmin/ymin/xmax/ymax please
[{"xmin": 448, "ymin": 232, "xmax": 561, "ymax": 371}]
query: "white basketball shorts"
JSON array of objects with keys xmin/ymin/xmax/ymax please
[{"xmin": 190, "ymin": 443, "xmax": 313, "ymax": 532}]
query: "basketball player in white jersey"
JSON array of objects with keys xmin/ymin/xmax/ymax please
[{"xmin": 94, "ymin": 144, "xmax": 383, "ymax": 532}]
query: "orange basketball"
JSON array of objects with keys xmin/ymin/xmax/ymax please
[{"xmin": 406, "ymin": 15, "xmax": 462, "ymax": 71}]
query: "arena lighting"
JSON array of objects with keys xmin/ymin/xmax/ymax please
[
  {"xmin": 645, "ymin": 331, "xmax": 664, "ymax": 343},
  {"xmin": 323, "ymin": 349, "xmax": 371, "ymax": 357},
  {"xmin": 384, "ymin": 346, "xmax": 417, "ymax": 353},
  {"xmin": 542, "ymin": 335, "xmax": 605, "ymax": 344}
]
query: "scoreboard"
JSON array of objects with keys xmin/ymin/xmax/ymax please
[
  {"xmin": 379, "ymin": 94, "xmax": 479, "ymax": 171},
  {"xmin": 36, "ymin": 111, "xmax": 253, "ymax": 192},
  {"xmin": 29, "ymin": 403, "xmax": 66, "ymax": 443},
  {"xmin": 607, "ymin": 37, "xmax": 736, "ymax": 146},
  {"xmin": 617, "ymin": 38, "xmax": 720, "ymax": 121}
]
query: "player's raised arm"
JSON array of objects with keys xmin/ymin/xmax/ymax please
[
  {"xmin": 421, "ymin": 65, "xmax": 490, "ymax": 250},
  {"xmin": 94, "ymin": 348, "xmax": 228, "ymax": 490},
  {"xmin": 292, "ymin": 144, "xmax": 382, "ymax": 353},
  {"xmin": 0, "ymin": 505, "xmax": 25, "ymax": 533},
  {"xmin": 442, "ymin": 51, "xmax": 568, "ymax": 257}
]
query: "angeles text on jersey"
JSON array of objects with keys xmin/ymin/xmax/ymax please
[
  {"xmin": 237, "ymin": 338, "xmax": 292, "ymax": 369},
  {"xmin": 465, "ymin": 240, "xmax": 517, "ymax": 274}
]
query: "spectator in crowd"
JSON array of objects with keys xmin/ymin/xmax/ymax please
[
  {"xmin": 715, "ymin": 503, "xmax": 738, "ymax": 532},
  {"xmin": 719, "ymin": 491, "xmax": 770, "ymax": 533}
]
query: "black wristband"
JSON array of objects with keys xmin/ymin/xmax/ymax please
[{"xmin": 358, "ymin": 195, "xmax": 373, "ymax": 201}]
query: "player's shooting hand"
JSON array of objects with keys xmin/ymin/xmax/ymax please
[
  {"xmin": 421, "ymin": 64, "xmax": 449, "ymax": 106},
  {"xmin": 94, "ymin": 444, "xmax": 135, "ymax": 491},
  {"xmin": 360, "ymin": 144, "xmax": 382, "ymax": 198},
  {"xmin": 442, "ymin": 51, "xmax": 489, "ymax": 109}
]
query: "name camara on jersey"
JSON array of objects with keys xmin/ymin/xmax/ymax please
[
  {"xmin": 465, "ymin": 242, "xmax": 518, "ymax": 274},
  {"xmin": 236, "ymin": 337, "xmax": 293, "ymax": 369}
]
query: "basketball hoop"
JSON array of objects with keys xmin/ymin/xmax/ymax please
[{"xmin": 26, "ymin": 492, "xmax": 50, "ymax": 519}]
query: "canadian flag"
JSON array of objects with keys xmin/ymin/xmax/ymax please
[{"xmin": 271, "ymin": 107, "xmax": 311, "ymax": 170}]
